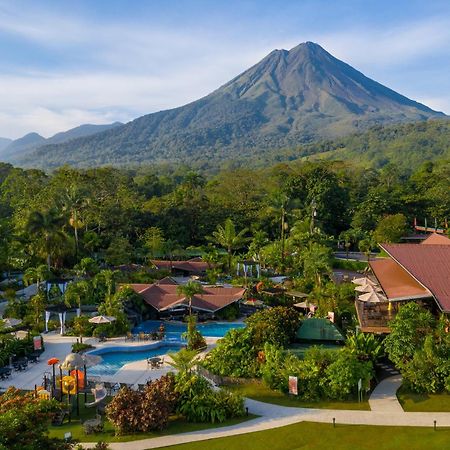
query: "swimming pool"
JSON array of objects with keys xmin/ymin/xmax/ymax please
[
  {"xmin": 132, "ymin": 320, "xmax": 245, "ymax": 340},
  {"xmin": 87, "ymin": 342, "xmax": 184, "ymax": 376}
]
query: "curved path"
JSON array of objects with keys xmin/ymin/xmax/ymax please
[{"xmin": 83, "ymin": 375, "xmax": 450, "ymax": 450}]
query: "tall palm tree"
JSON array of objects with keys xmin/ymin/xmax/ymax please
[
  {"xmin": 177, "ymin": 281, "xmax": 204, "ymax": 316},
  {"xmin": 26, "ymin": 209, "xmax": 67, "ymax": 269},
  {"xmin": 23, "ymin": 264, "xmax": 51, "ymax": 292},
  {"xmin": 209, "ymin": 218, "xmax": 248, "ymax": 272}
]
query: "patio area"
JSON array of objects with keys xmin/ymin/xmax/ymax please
[{"xmin": 0, "ymin": 331, "xmax": 217, "ymax": 391}]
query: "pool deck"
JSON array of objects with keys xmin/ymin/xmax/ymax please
[{"xmin": 0, "ymin": 331, "xmax": 218, "ymax": 391}]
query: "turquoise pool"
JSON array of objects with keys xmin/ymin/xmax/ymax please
[
  {"xmin": 133, "ymin": 320, "xmax": 245, "ymax": 340},
  {"xmin": 87, "ymin": 342, "xmax": 183, "ymax": 376}
]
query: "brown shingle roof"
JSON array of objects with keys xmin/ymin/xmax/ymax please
[
  {"xmin": 421, "ymin": 233, "xmax": 450, "ymax": 245},
  {"xmin": 381, "ymin": 244, "xmax": 450, "ymax": 312},
  {"xmin": 369, "ymin": 259, "xmax": 431, "ymax": 301},
  {"xmin": 126, "ymin": 281, "xmax": 245, "ymax": 312}
]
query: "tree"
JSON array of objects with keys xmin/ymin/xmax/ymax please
[
  {"xmin": 167, "ymin": 348, "xmax": 200, "ymax": 376},
  {"xmin": 182, "ymin": 315, "xmax": 206, "ymax": 350},
  {"xmin": 208, "ymin": 218, "xmax": 248, "ymax": 272},
  {"xmin": 142, "ymin": 226, "xmax": 165, "ymax": 259},
  {"xmin": 64, "ymin": 280, "xmax": 92, "ymax": 316},
  {"xmin": 23, "ymin": 264, "xmax": 51, "ymax": 291},
  {"xmin": 73, "ymin": 257, "xmax": 99, "ymax": 277},
  {"xmin": 176, "ymin": 281, "xmax": 204, "ymax": 316},
  {"xmin": 105, "ymin": 236, "xmax": 133, "ymax": 266},
  {"xmin": 299, "ymin": 243, "xmax": 333, "ymax": 286},
  {"xmin": 25, "ymin": 209, "xmax": 67, "ymax": 269},
  {"xmin": 374, "ymin": 213, "xmax": 408, "ymax": 244},
  {"xmin": 0, "ymin": 387, "xmax": 73, "ymax": 450},
  {"xmin": 384, "ymin": 303, "xmax": 435, "ymax": 368}
]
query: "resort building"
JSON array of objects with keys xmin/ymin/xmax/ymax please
[
  {"xmin": 127, "ymin": 277, "xmax": 246, "ymax": 318},
  {"xmin": 150, "ymin": 257, "xmax": 212, "ymax": 277},
  {"xmin": 355, "ymin": 233, "xmax": 450, "ymax": 333}
]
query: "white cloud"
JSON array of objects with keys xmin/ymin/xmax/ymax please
[{"xmin": 0, "ymin": 4, "xmax": 448, "ymax": 138}]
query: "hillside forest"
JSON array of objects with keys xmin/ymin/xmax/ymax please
[{"xmin": 0, "ymin": 152, "xmax": 448, "ymax": 277}]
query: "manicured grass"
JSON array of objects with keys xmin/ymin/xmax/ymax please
[
  {"xmin": 397, "ymin": 386, "xmax": 450, "ymax": 412},
  {"xmin": 159, "ymin": 421, "xmax": 450, "ymax": 450},
  {"xmin": 227, "ymin": 381, "xmax": 370, "ymax": 410},
  {"xmin": 48, "ymin": 396, "xmax": 256, "ymax": 443}
]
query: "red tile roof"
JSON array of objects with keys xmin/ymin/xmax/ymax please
[
  {"xmin": 381, "ymin": 244, "xmax": 450, "ymax": 312},
  {"xmin": 369, "ymin": 259, "xmax": 431, "ymax": 301},
  {"xmin": 421, "ymin": 233, "xmax": 450, "ymax": 245},
  {"xmin": 151, "ymin": 259, "xmax": 211, "ymax": 274},
  {"xmin": 126, "ymin": 279, "xmax": 245, "ymax": 312}
]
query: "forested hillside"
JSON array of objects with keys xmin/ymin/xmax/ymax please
[{"xmin": 0, "ymin": 156, "xmax": 448, "ymax": 272}]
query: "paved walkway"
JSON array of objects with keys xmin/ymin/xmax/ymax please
[
  {"xmin": 82, "ymin": 375, "xmax": 450, "ymax": 449},
  {"xmin": 369, "ymin": 374, "xmax": 404, "ymax": 412}
]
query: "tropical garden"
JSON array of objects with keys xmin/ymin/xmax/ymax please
[{"xmin": 0, "ymin": 157, "xmax": 449, "ymax": 446}]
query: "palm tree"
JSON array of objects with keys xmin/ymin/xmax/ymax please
[
  {"xmin": 209, "ymin": 218, "xmax": 248, "ymax": 272},
  {"xmin": 26, "ymin": 209, "xmax": 67, "ymax": 269},
  {"xmin": 23, "ymin": 264, "xmax": 51, "ymax": 292},
  {"xmin": 177, "ymin": 281, "xmax": 204, "ymax": 316},
  {"xmin": 64, "ymin": 280, "xmax": 92, "ymax": 316},
  {"xmin": 167, "ymin": 348, "xmax": 199, "ymax": 376},
  {"xmin": 300, "ymin": 243, "xmax": 332, "ymax": 287}
]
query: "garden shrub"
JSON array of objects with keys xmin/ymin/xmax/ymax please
[
  {"xmin": 182, "ymin": 315, "xmax": 206, "ymax": 351},
  {"xmin": 175, "ymin": 373, "xmax": 244, "ymax": 423},
  {"xmin": 246, "ymin": 306, "xmax": 300, "ymax": 348},
  {"xmin": 324, "ymin": 350, "xmax": 373, "ymax": 400},
  {"xmin": 203, "ymin": 328, "xmax": 259, "ymax": 378},
  {"xmin": 106, "ymin": 374, "xmax": 178, "ymax": 435},
  {"xmin": 71, "ymin": 342, "xmax": 94, "ymax": 353}
]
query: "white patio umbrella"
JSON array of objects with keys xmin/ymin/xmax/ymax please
[
  {"xmin": 2, "ymin": 318, "xmax": 22, "ymax": 328},
  {"xmin": 82, "ymin": 354, "xmax": 102, "ymax": 368},
  {"xmin": 358, "ymin": 291, "xmax": 387, "ymax": 303},
  {"xmin": 88, "ymin": 315, "xmax": 116, "ymax": 324},
  {"xmin": 352, "ymin": 277, "xmax": 377, "ymax": 286},
  {"xmin": 354, "ymin": 284, "xmax": 383, "ymax": 293}
]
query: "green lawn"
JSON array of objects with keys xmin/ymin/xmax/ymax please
[
  {"xmin": 227, "ymin": 381, "xmax": 370, "ymax": 410},
  {"xmin": 158, "ymin": 421, "xmax": 450, "ymax": 450},
  {"xmin": 48, "ymin": 396, "xmax": 255, "ymax": 443},
  {"xmin": 397, "ymin": 386, "xmax": 450, "ymax": 412}
]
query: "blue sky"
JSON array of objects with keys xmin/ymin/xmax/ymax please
[{"xmin": 0, "ymin": 0, "xmax": 449, "ymax": 138}]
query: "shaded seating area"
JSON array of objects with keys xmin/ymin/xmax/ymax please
[{"xmin": 147, "ymin": 356, "xmax": 164, "ymax": 369}]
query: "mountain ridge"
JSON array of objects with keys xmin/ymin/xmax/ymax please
[
  {"xmin": 1, "ymin": 122, "xmax": 123, "ymax": 161},
  {"xmin": 12, "ymin": 42, "xmax": 446, "ymax": 168}
]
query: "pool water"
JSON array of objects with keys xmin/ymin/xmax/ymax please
[
  {"xmin": 87, "ymin": 343, "xmax": 183, "ymax": 376},
  {"xmin": 133, "ymin": 320, "xmax": 245, "ymax": 340}
]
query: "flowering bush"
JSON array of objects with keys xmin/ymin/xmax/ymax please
[{"xmin": 106, "ymin": 373, "xmax": 178, "ymax": 435}]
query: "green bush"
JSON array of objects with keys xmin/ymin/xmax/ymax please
[
  {"xmin": 324, "ymin": 350, "xmax": 373, "ymax": 400},
  {"xmin": 245, "ymin": 306, "xmax": 300, "ymax": 348},
  {"xmin": 175, "ymin": 372, "xmax": 244, "ymax": 423},
  {"xmin": 71, "ymin": 342, "xmax": 94, "ymax": 353},
  {"xmin": 203, "ymin": 328, "xmax": 259, "ymax": 378},
  {"xmin": 182, "ymin": 315, "xmax": 206, "ymax": 351}
]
